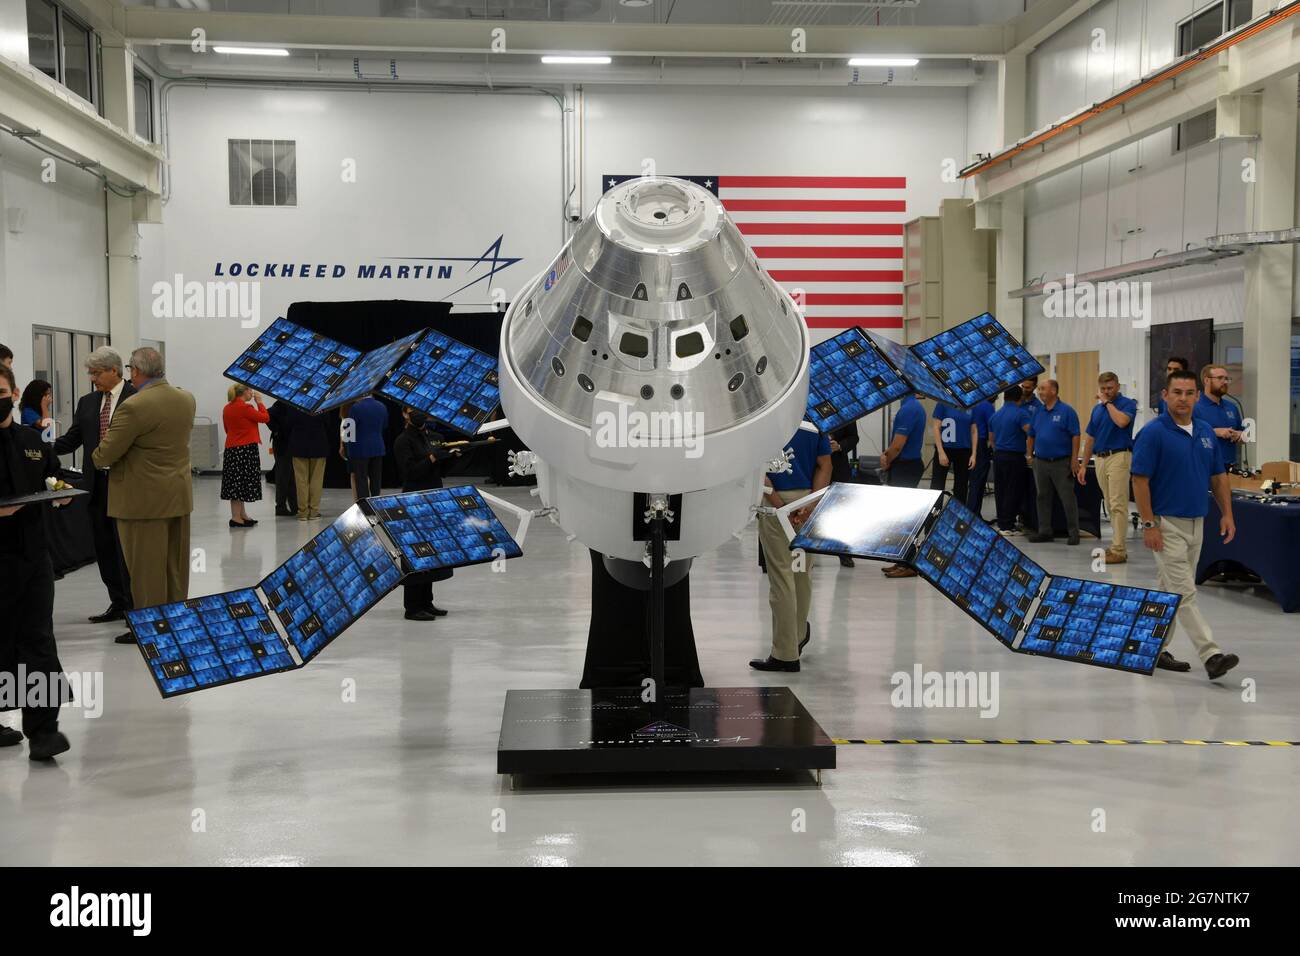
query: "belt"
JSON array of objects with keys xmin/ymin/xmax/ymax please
[
  {"xmin": 1094, "ymin": 449, "xmax": 1130, "ymax": 458},
  {"xmin": 1034, "ymin": 456, "xmax": 1068, "ymax": 463}
]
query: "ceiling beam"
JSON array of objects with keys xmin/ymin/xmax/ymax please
[
  {"xmin": 973, "ymin": 14, "xmax": 1300, "ymax": 202},
  {"xmin": 0, "ymin": 52, "xmax": 163, "ymax": 194},
  {"xmin": 120, "ymin": 8, "xmax": 1008, "ymax": 59},
  {"xmin": 1005, "ymin": 0, "xmax": 1104, "ymax": 55}
]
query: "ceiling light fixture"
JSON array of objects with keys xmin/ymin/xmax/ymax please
[
  {"xmin": 212, "ymin": 46, "xmax": 291, "ymax": 56},
  {"xmin": 848, "ymin": 57, "xmax": 920, "ymax": 67},
  {"xmin": 541, "ymin": 55, "xmax": 612, "ymax": 65}
]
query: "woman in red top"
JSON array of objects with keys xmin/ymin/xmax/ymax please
[{"xmin": 221, "ymin": 383, "xmax": 269, "ymax": 528}]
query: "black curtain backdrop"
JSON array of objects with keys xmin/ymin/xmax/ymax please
[{"xmin": 282, "ymin": 300, "xmax": 513, "ymax": 489}]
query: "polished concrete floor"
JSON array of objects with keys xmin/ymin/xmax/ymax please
[{"xmin": 2, "ymin": 478, "xmax": 1296, "ymax": 866}]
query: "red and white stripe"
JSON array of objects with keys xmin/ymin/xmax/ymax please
[{"xmin": 718, "ymin": 175, "xmax": 906, "ymax": 332}]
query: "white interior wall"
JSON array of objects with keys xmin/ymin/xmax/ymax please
[
  {"xmin": 1021, "ymin": 0, "xmax": 1260, "ymax": 415},
  {"xmin": 146, "ymin": 84, "xmax": 564, "ymax": 435},
  {"xmin": 136, "ymin": 82, "xmax": 969, "ymax": 459},
  {"xmin": 0, "ymin": 136, "xmax": 109, "ymax": 383}
]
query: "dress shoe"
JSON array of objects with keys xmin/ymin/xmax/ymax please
[
  {"xmin": 1026, "ymin": 534, "xmax": 1054, "ymax": 543},
  {"xmin": 27, "ymin": 731, "xmax": 70, "ymax": 761},
  {"xmin": 799, "ymin": 623, "xmax": 811, "ymax": 656},
  {"xmin": 1205, "ymin": 653, "xmax": 1239, "ymax": 680},
  {"xmin": 0, "ymin": 725, "xmax": 22, "ymax": 748},
  {"xmin": 839, "ymin": 555, "xmax": 855, "ymax": 568},
  {"xmin": 229, "ymin": 519, "xmax": 253, "ymax": 528},
  {"xmin": 404, "ymin": 608, "xmax": 439, "ymax": 622},
  {"xmin": 1104, "ymin": 549, "xmax": 1127, "ymax": 564},
  {"xmin": 114, "ymin": 632, "xmax": 136, "ymax": 645},
  {"xmin": 1067, "ymin": 535, "xmax": 1080, "ymax": 546},
  {"xmin": 749, "ymin": 655, "xmax": 800, "ymax": 673},
  {"xmin": 275, "ymin": 508, "xmax": 296, "ymax": 517},
  {"xmin": 425, "ymin": 605, "xmax": 449, "ymax": 618},
  {"xmin": 884, "ymin": 566, "xmax": 918, "ymax": 578},
  {"xmin": 88, "ymin": 606, "xmax": 124, "ymax": 624},
  {"xmin": 1156, "ymin": 651, "xmax": 1191, "ymax": 672}
]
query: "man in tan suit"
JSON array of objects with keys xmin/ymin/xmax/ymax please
[{"xmin": 92, "ymin": 347, "xmax": 195, "ymax": 644}]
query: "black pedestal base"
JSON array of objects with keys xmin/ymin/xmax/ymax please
[{"xmin": 497, "ymin": 686, "xmax": 836, "ymax": 776}]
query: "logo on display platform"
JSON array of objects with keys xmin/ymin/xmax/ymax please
[{"xmin": 209, "ymin": 234, "xmax": 523, "ymax": 298}]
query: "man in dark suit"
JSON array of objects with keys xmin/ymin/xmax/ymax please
[{"xmin": 52, "ymin": 346, "xmax": 135, "ymax": 628}]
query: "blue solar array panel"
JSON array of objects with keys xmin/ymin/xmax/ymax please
[
  {"xmin": 791, "ymin": 483, "xmax": 942, "ymax": 561},
  {"xmin": 259, "ymin": 506, "xmax": 403, "ymax": 661},
  {"xmin": 377, "ymin": 331, "xmax": 500, "ymax": 437},
  {"xmin": 910, "ymin": 312, "xmax": 1044, "ymax": 408},
  {"xmin": 805, "ymin": 329, "xmax": 910, "ymax": 432},
  {"xmin": 913, "ymin": 496, "xmax": 1048, "ymax": 646},
  {"xmin": 319, "ymin": 329, "xmax": 426, "ymax": 411},
  {"xmin": 366, "ymin": 485, "xmax": 522, "ymax": 573},
  {"xmin": 127, "ymin": 589, "xmax": 298, "ymax": 697},
  {"xmin": 861, "ymin": 329, "xmax": 954, "ymax": 404},
  {"xmin": 1021, "ymin": 577, "xmax": 1179, "ymax": 674},
  {"xmin": 225, "ymin": 318, "xmax": 363, "ymax": 413}
]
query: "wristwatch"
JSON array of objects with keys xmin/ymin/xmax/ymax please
[{"xmin": 1140, "ymin": 520, "xmax": 1157, "ymax": 530}]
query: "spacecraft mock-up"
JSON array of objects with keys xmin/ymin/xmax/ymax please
[{"xmin": 126, "ymin": 175, "xmax": 1183, "ymax": 703}]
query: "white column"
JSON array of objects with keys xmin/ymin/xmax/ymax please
[
  {"xmin": 1242, "ymin": 73, "xmax": 1296, "ymax": 463},
  {"xmin": 993, "ymin": 53, "xmax": 1027, "ymax": 342}
]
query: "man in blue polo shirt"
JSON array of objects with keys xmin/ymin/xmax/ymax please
[
  {"xmin": 752, "ymin": 424, "xmax": 832, "ymax": 672},
  {"xmin": 1020, "ymin": 376, "xmax": 1044, "ymax": 416},
  {"xmin": 967, "ymin": 398, "xmax": 995, "ymax": 517},
  {"xmin": 879, "ymin": 393, "xmax": 927, "ymax": 578},
  {"xmin": 1078, "ymin": 371, "xmax": 1138, "ymax": 564},
  {"xmin": 1026, "ymin": 380, "xmax": 1081, "ymax": 545},
  {"xmin": 1194, "ymin": 364, "xmax": 1245, "ymax": 470},
  {"xmin": 989, "ymin": 386, "xmax": 1031, "ymax": 534},
  {"xmin": 1132, "ymin": 368, "xmax": 1239, "ymax": 680},
  {"xmin": 880, "ymin": 393, "xmax": 926, "ymax": 489}
]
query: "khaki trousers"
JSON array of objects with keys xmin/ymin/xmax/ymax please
[
  {"xmin": 759, "ymin": 488, "xmax": 814, "ymax": 662},
  {"xmin": 1153, "ymin": 515, "xmax": 1221, "ymax": 664},
  {"xmin": 1094, "ymin": 450, "xmax": 1132, "ymax": 555},
  {"xmin": 293, "ymin": 457, "xmax": 325, "ymax": 518},
  {"xmin": 116, "ymin": 514, "xmax": 191, "ymax": 608}
]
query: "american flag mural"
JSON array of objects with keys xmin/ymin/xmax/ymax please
[{"xmin": 602, "ymin": 174, "xmax": 906, "ymax": 333}]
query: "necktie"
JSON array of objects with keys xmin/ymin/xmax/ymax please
[{"xmin": 99, "ymin": 391, "xmax": 112, "ymax": 442}]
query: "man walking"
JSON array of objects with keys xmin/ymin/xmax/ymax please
[
  {"xmin": 1026, "ymin": 379, "xmax": 1080, "ymax": 545},
  {"xmin": 1131, "ymin": 368, "xmax": 1239, "ymax": 680},
  {"xmin": 52, "ymin": 346, "xmax": 136, "ymax": 630},
  {"xmin": 92, "ymin": 348, "xmax": 195, "ymax": 639},
  {"xmin": 1078, "ymin": 372, "xmax": 1137, "ymax": 565}
]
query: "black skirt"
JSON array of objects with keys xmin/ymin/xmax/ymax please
[{"xmin": 221, "ymin": 443, "xmax": 264, "ymax": 502}]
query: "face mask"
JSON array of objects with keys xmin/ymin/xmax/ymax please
[{"xmin": 0, "ymin": 398, "xmax": 12, "ymax": 423}]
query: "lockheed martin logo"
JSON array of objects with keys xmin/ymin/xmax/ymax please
[{"xmin": 212, "ymin": 234, "xmax": 522, "ymax": 297}]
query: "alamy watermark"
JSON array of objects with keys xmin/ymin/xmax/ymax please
[
  {"xmin": 1043, "ymin": 273, "xmax": 1152, "ymax": 329},
  {"xmin": 151, "ymin": 273, "xmax": 261, "ymax": 328},
  {"xmin": 0, "ymin": 665, "xmax": 103, "ymax": 718},
  {"xmin": 890, "ymin": 663, "xmax": 1000, "ymax": 718},
  {"xmin": 592, "ymin": 402, "xmax": 705, "ymax": 459}
]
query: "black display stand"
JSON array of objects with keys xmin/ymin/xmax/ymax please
[{"xmin": 497, "ymin": 498, "xmax": 835, "ymax": 781}]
